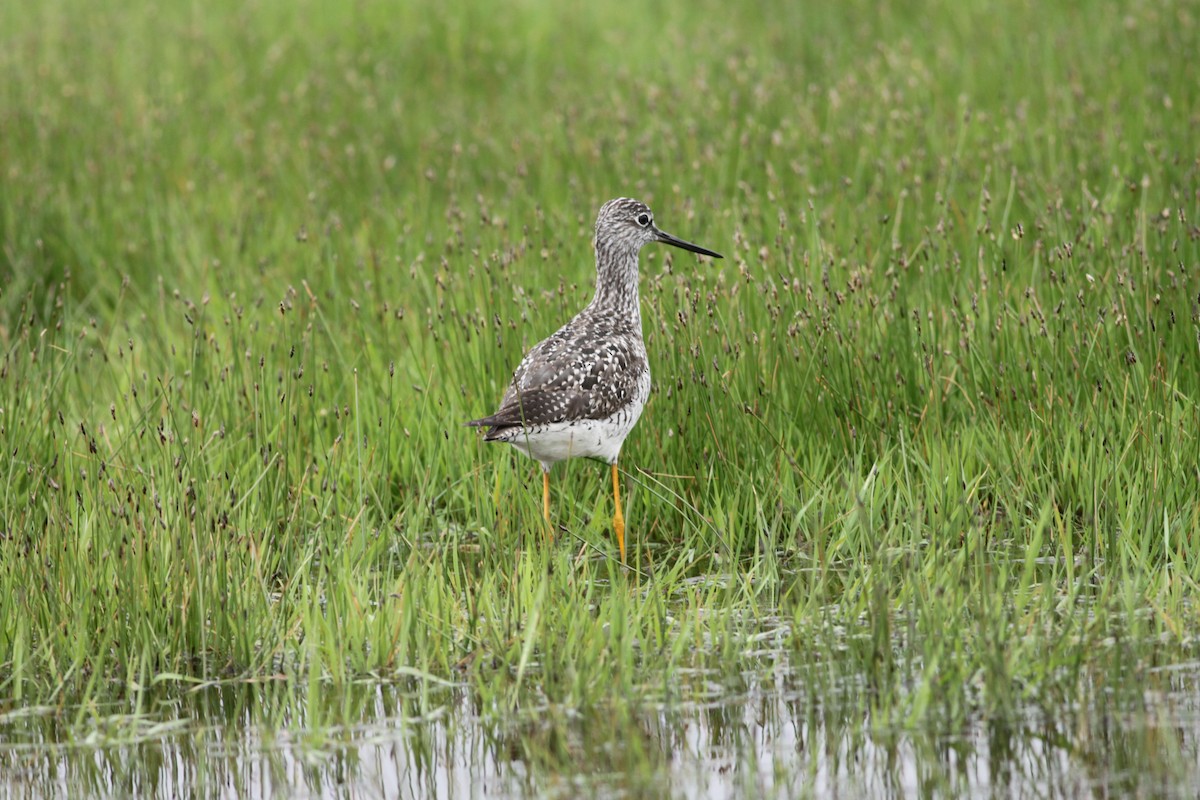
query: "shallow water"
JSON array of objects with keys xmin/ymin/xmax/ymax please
[{"xmin": 4, "ymin": 662, "xmax": 1199, "ymax": 799}]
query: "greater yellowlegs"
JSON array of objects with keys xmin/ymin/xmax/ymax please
[{"xmin": 466, "ymin": 197, "xmax": 723, "ymax": 563}]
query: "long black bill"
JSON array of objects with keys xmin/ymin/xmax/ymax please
[{"xmin": 655, "ymin": 228, "xmax": 723, "ymax": 259}]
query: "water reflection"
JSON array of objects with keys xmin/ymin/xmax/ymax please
[{"xmin": 2, "ymin": 668, "xmax": 1198, "ymax": 798}]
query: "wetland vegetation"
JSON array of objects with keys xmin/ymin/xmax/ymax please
[{"xmin": 2, "ymin": 0, "xmax": 1198, "ymax": 796}]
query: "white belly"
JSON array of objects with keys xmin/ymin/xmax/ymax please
[{"xmin": 508, "ymin": 372, "xmax": 649, "ymax": 470}]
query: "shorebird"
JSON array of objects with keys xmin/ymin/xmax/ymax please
[{"xmin": 466, "ymin": 197, "xmax": 723, "ymax": 563}]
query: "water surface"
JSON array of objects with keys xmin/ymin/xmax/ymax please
[{"xmin": 4, "ymin": 657, "xmax": 1198, "ymax": 798}]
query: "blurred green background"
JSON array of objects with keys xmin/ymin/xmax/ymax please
[{"xmin": 1, "ymin": 3, "xmax": 1199, "ymax": 795}]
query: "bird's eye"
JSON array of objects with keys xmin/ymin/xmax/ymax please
[{"xmin": 636, "ymin": 213, "xmax": 651, "ymax": 227}]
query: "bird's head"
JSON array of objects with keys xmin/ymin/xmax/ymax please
[{"xmin": 595, "ymin": 197, "xmax": 723, "ymax": 259}]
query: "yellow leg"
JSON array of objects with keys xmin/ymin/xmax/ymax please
[
  {"xmin": 542, "ymin": 470, "xmax": 553, "ymax": 541},
  {"xmin": 611, "ymin": 463, "xmax": 626, "ymax": 564}
]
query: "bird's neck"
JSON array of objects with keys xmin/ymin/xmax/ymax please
[{"xmin": 588, "ymin": 240, "xmax": 643, "ymax": 331}]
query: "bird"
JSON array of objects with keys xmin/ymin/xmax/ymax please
[{"xmin": 466, "ymin": 197, "xmax": 723, "ymax": 563}]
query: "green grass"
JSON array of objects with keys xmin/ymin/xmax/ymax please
[{"xmin": 2, "ymin": 0, "xmax": 1199, "ymax": 794}]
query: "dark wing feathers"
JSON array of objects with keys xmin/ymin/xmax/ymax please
[
  {"xmin": 464, "ymin": 388, "xmax": 586, "ymax": 438},
  {"xmin": 466, "ymin": 325, "xmax": 645, "ymax": 435}
]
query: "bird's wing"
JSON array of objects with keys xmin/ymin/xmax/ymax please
[{"xmin": 467, "ymin": 330, "xmax": 645, "ymax": 431}]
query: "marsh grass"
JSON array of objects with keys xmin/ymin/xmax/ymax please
[{"xmin": 2, "ymin": 0, "xmax": 1199, "ymax": 794}]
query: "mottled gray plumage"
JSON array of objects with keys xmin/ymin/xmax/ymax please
[
  {"xmin": 467, "ymin": 197, "xmax": 722, "ymax": 472},
  {"xmin": 470, "ymin": 296, "xmax": 647, "ymax": 424}
]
